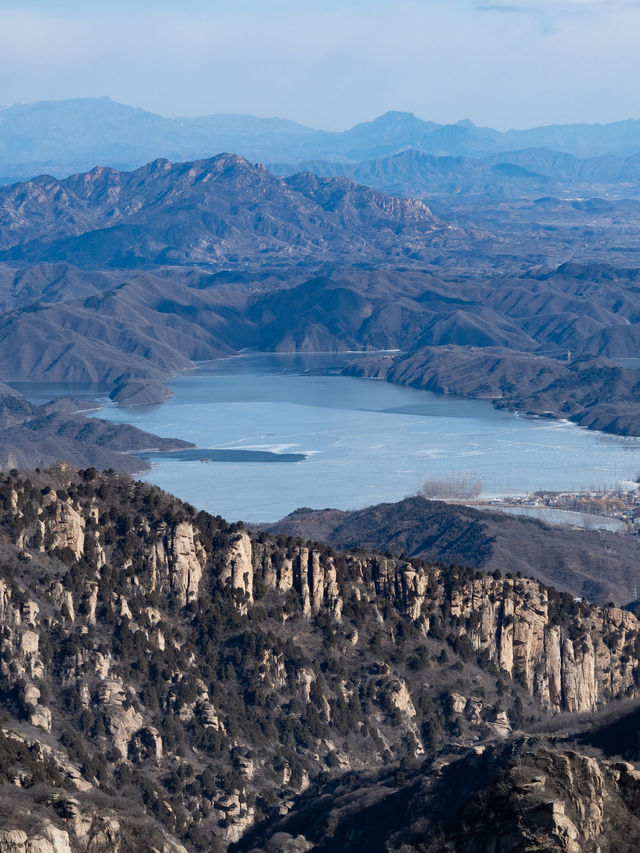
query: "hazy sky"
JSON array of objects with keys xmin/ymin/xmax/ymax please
[{"xmin": 2, "ymin": 0, "xmax": 639, "ymax": 130}]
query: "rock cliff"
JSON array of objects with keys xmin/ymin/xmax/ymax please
[
  {"xmin": 0, "ymin": 796, "xmax": 188, "ymax": 853},
  {"xmin": 266, "ymin": 494, "xmax": 640, "ymax": 606},
  {"xmin": 234, "ymin": 734, "xmax": 640, "ymax": 853},
  {"xmin": 1, "ymin": 466, "xmax": 640, "ymax": 850}
]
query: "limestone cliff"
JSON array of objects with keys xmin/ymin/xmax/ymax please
[
  {"xmin": 247, "ymin": 539, "xmax": 640, "ymax": 714},
  {"xmin": 233, "ymin": 735, "xmax": 640, "ymax": 853},
  {"xmin": 1, "ymin": 467, "xmax": 640, "ymax": 851},
  {"xmin": 0, "ymin": 798, "xmax": 187, "ymax": 853}
]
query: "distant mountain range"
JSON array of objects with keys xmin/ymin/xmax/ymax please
[
  {"xmin": 269, "ymin": 147, "xmax": 640, "ymax": 201},
  {"xmin": 0, "ymin": 153, "xmax": 442, "ymax": 267},
  {"xmin": 2, "ymin": 152, "xmax": 640, "ymax": 430},
  {"xmin": 3, "ymin": 97, "xmax": 640, "ymax": 180}
]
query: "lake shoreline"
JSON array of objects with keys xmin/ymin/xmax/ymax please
[
  {"xmin": 85, "ymin": 353, "xmax": 640, "ymax": 523},
  {"xmin": 342, "ymin": 346, "xmax": 640, "ymax": 440}
]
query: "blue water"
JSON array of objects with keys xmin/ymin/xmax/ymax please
[{"xmin": 71, "ymin": 352, "xmax": 640, "ymax": 523}]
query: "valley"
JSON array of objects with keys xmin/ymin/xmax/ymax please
[
  {"xmin": 4, "ymin": 97, "xmax": 640, "ymax": 852},
  {"xmin": 89, "ymin": 353, "xmax": 640, "ymax": 522},
  {"xmin": 3, "ymin": 155, "xmax": 640, "ymax": 434}
]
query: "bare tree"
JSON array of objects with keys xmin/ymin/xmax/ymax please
[{"xmin": 419, "ymin": 474, "xmax": 483, "ymax": 501}]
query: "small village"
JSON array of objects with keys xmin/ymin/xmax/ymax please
[{"xmin": 486, "ymin": 485, "xmax": 640, "ymax": 533}]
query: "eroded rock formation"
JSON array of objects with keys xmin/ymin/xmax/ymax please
[{"xmin": 1, "ymin": 467, "xmax": 640, "ymax": 851}]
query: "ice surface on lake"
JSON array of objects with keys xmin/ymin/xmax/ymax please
[{"xmin": 91, "ymin": 353, "xmax": 640, "ymax": 523}]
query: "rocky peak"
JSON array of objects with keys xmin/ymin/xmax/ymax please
[
  {"xmin": 1, "ymin": 467, "xmax": 640, "ymax": 851},
  {"xmin": 0, "ymin": 153, "xmax": 444, "ymax": 267}
]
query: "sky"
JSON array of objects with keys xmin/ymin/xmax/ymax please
[{"xmin": 1, "ymin": 0, "xmax": 639, "ymax": 130}]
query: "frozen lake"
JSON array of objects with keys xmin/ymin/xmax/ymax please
[{"xmin": 69, "ymin": 352, "xmax": 640, "ymax": 523}]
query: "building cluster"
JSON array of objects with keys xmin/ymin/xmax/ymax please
[{"xmin": 487, "ymin": 486, "xmax": 640, "ymax": 533}]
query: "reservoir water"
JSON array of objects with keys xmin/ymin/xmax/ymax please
[{"xmin": 61, "ymin": 352, "xmax": 640, "ymax": 523}]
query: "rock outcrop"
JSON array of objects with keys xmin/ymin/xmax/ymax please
[
  {"xmin": 247, "ymin": 542, "xmax": 640, "ymax": 714},
  {"xmin": 222, "ymin": 531, "xmax": 254, "ymax": 607},
  {"xmin": 167, "ymin": 521, "xmax": 205, "ymax": 605},
  {"xmin": 0, "ymin": 804, "xmax": 188, "ymax": 853},
  {"xmin": 10, "ymin": 473, "xmax": 640, "ymax": 719},
  {"xmin": 233, "ymin": 735, "xmax": 640, "ymax": 853},
  {"xmin": 2, "ymin": 467, "xmax": 640, "ymax": 852}
]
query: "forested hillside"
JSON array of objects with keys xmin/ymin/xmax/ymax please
[{"xmin": 1, "ymin": 468, "xmax": 640, "ymax": 849}]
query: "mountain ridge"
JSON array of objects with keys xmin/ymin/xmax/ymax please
[
  {"xmin": 4, "ymin": 98, "xmax": 640, "ymax": 181},
  {"xmin": 0, "ymin": 466, "xmax": 640, "ymax": 850},
  {"xmin": 264, "ymin": 495, "xmax": 640, "ymax": 606},
  {"xmin": 269, "ymin": 146, "xmax": 640, "ymax": 202},
  {"xmin": 0, "ymin": 154, "xmax": 443, "ymax": 268}
]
